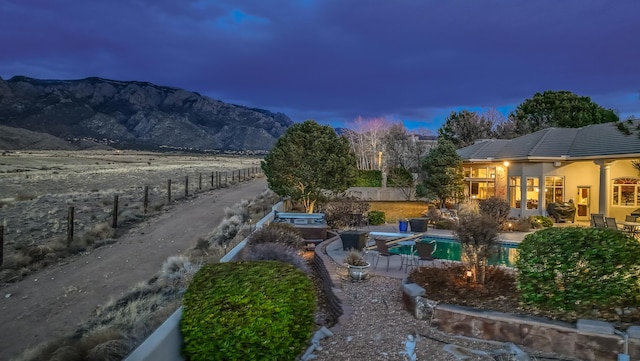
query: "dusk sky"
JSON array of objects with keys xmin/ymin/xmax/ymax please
[{"xmin": 1, "ymin": 0, "xmax": 639, "ymax": 132}]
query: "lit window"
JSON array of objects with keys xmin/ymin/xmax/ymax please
[
  {"xmin": 464, "ymin": 166, "xmax": 497, "ymax": 200},
  {"xmin": 526, "ymin": 177, "xmax": 539, "ymax": 210},
  {"xmin": 509, "ymin": 176, "xmax": 521, "ymax": 208},
  {"xmin": 544, "ymin": 176, "xmax": 564, "ymax": 205},
  {"xmin": 612, "ymin": 178, "xmax": 639, "ymax": 207}
]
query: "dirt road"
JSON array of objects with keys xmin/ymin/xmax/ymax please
[{"xmin": 0, "ymin": 178, "xmax": 268, "ymax": 361}]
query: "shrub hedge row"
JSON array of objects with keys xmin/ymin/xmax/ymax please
[{"xmin": 516, "ymin": 227, "xmax": 640, "ymax": 314}]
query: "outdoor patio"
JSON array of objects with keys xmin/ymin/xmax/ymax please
[{"xmin": 324, "ymin": 222, "xmax": 536, "ymax": 279}]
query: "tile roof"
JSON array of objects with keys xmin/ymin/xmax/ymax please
[{"xmin": 458, "ymin": 120, "xmax": 640, "ymax": 161}]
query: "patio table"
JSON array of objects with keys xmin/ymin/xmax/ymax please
[{"xmin": 622, "ymin": 222, "xmax": 640, "ymax": 239}]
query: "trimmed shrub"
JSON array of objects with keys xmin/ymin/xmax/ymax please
[
  {"xmin": 516, "ymin": 227, "xmax": 640, "ymax": 314},
  {"xmin": 355, "ymin": 169, "xmax": 382, "ymax": 187},
  {"xmin": 181, "ymin": 261, "xmax": 316, "ymax": 361},
  {"xmin": 529, "ymin": 215, "xmax": 553, "ymax": 228},
  {"xmin": 367, "ymin": 210, "xmax": 385, "ymax": 225}
]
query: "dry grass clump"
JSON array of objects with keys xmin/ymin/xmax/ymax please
[
  {"xmin": 239, "ymin": 243, "xmax": 309, "ymax": 272},
  {"xmin": 13, "ymin": 274, "xmax": 184, "ymax": 361},
  {"xmin": 246, "ymin": 222, "xmax": 305, "ymax": 250}
]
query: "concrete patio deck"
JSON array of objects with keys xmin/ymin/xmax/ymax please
[{"xmin": 324, "ymin": 223, "xmax": 533, "ymax": 279}]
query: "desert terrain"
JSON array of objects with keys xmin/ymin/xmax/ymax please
[{"xmin": 0, "ymin": 150, "xmax": 268, "ymax": 360}]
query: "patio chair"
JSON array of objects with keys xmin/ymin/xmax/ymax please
[
  {"xmin": 415, "ymin": 241, "xmax": 437, "ymax": 266},
  {"xmin": 373, "ymin": 239, "xmax": 400, "ymax": 272},
  {"xmin": 605, "ymin": 217, "xmax": 620, "ymax": 230},
  {"xmin": 625, "ymin": 215, "xmax": 638, "ymax": 223},
  {"xmin": 591, "ymin": 214, "xmax": 606, "ymax": 228}
]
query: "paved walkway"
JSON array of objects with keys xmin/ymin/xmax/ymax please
[{"xmin": 324, "ymin": 223, "xmax": 532, "ymax": 279}]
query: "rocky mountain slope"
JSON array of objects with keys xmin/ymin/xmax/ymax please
[{"xmin": 0, "ymin": 76, "xmax": 293, "ymax": 151}]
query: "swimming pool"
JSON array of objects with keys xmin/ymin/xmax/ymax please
[{"xmin": 391, "ymin": 236, "xmax": 519, "ymax": 267}]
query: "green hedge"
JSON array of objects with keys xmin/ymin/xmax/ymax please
[
  {"xmin": 516, "ymin": 227, "xmax": 640, "ymax": 314},
  {"xmin": 354, "ymin": 170, "xmax": 382, "ymax": 187},
  {"xmin": 181, "ymin": 261, "xmax": 316, "ymax": 361},
  {"xmin": 367, "ymin": 210, "xmax": 386, "ymax": 225}
]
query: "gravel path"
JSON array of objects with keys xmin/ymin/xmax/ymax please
[
  {"xmin": 0, "ymin": 178, "xmax": 268, "ymax": 361},
  {"xmin": 311, "ymin": 266, "xmax": 583, "ymax": 361}
]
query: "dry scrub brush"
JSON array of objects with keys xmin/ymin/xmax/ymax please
[{"xmin": 12, "ymin": 256, "xmax": 199, "ymax": 361}]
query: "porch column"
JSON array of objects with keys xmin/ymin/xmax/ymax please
[{"xmin": 594, "ymin": 160, "xmax": 613, "ymax": 216}]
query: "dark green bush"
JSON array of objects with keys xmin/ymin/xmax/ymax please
[
  {"xmin": 181, "ymin": 261, "xmax": 316, "ymax": 361},
  {"xmin": 386, "ymin": 167, "xmax": 413, "ymax": 187},
  {"xmin": 354, "ymin": 170, "xmax": 382, "ymax": 187},
  {"xmin": 529, "ymin": 215, "xmax": 553, "ymax": 228},
  {"xmin": 516, "ymin": 227, "xmax": 640, "ymax": 314},
  {"xmin": 367, "ymin": 210, "xmax": 386, "ymax": 225}
]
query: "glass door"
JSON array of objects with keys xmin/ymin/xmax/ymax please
[{"xmin": 576, "ymin": 187, "xmax": 590, "ymax": 220}]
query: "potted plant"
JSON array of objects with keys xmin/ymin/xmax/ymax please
[
  {"xmin": 343, "ymin": 249, "xmax": 370, "ymax": 281},
  {"xmin": 398, "ymin": 218, "xmax": 409, "ymax": 232},
  {"xmin": 340, "ymin": 230, "xmax": 368, "ymax": 250}
]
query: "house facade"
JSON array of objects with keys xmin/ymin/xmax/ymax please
[{"xmin": 457, "ymin": 121, "xmax": 640, "ymax": 222}]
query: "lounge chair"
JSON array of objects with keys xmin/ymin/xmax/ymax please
[
  {"xmin": 605, "ymin": 217, "xmax": 619, "ymax": 230},
  {"xmin": 415, "ymin": 241, "xmax": 436, "ymax": 266},
  {"xmin": 373, "ymin": 239, "xmax": 400, "ymax": 272},
  {"xmin": 591, "ymin": 214, "xmax": 606, "ymax": 228}
]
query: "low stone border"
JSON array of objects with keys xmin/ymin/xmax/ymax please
[{"xmin": 402, "ymin": 282, "xmax": 640, "ymax": 361}]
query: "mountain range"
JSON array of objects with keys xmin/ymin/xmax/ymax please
[{"xmin": 0, "ymin": 76, "xmax": 293, "ymax": 151}]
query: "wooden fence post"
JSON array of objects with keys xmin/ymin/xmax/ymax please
[
  {"xmin": 232, "ymin": 171, "xmax": 235, "ymax": 183},
  {"xmin": 199, "ymin": 173, "xmax": 202, "ymax": 190},
  {"xmin": 112, "ymin": 195, "xmax": 119, "ymax": 229},
  {"xmin": 67, "ymin": 206, "xmax": 74, "ymax": 246},
  {"xmin": 185, "ymin": 176, "xmax": 189, "ymax": 197},
  {"xmin": 0, "ymin": 225, "xmax": 4, "ymax": 267},
  {"xmin": 143, "ymin": 186, "xmax": 149, "ymax": 214},
  {"xmin": 167, "ymin": 179, "xmax": 172, "ymax": 203},
  {"xmin": 211, "ymin": 172, "xmax": 214, "ymax": 188}
]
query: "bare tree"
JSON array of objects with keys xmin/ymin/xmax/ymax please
[{"xmin": 345, "ymin": 116, "xmax": 392, "ymax": 170}]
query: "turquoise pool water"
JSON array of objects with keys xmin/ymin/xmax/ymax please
[{"xmin": 390, "ymin": 236, "xmax": 518, "ymax": 267}]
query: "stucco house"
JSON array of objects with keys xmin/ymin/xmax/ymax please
[{"xmin": 457, "ymin": 120, "xmax": 640, "ymax": 222}]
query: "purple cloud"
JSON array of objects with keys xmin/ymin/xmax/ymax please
[{"xmin": 1, "ymin": 0, "xmax": 638, "ymax": 129}]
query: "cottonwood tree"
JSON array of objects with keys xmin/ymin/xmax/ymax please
[
  {"xmin": 497, "ymin": 90, "xmax": 619, "ymax": 138},
  {"xmin": 261, "ymin": 120, "xmax": 357, "ymax": 213},
  {"xmin": 344, "ymin": 116, "xmax": 391, "ymax": 170},
  {"xmin": 418, "ymin": 140, "xmax": 464, "ymax": 207}
]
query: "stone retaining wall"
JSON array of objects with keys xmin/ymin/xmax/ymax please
[
  {"xmin": 402, "ymin": 283, "xmax": 640, "ymax": 361},
  {"xmin": 312, "ymin": 232, "xmax": 351, "ymax": 333}
]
